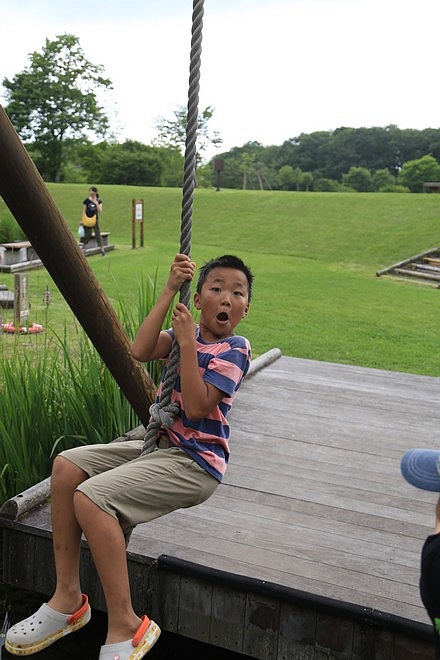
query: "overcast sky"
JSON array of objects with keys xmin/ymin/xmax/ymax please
[{"xmin": 1, "ymin": 0, "xmax": 439, "ymax": 159}]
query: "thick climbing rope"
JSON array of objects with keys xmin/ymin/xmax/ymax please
[{"xmin": 141, "ymin": 0, "xmax": 204, "ymax": 455}]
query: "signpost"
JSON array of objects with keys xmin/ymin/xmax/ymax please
[{"xmin": 132, "ymin": 199, "xmax": 144, "ymax": 249}]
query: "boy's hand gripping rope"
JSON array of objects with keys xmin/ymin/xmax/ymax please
[{"xmin": 141, "ymin": 0, "xmax": 204, "ymax": 455}]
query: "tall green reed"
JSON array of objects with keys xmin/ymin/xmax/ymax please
[
  {"xmin": 115, "ymin": 267, "xmax": 174, "ymax": 384},
  {"xmin": 0, "ymin": 272, "xmax": 173, "ymax": 505},
  {"xmin": 0, "ymin": 330, "xmax": 136, "ymax": 504}
]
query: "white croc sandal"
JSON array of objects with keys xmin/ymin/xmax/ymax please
[
  {"xmin": 5, "ymin": 593, "xmax": 91, "ymax": 656},
  {"xmin": 98, "ymin": 616, "xmax": 161, "ymax": 660}
]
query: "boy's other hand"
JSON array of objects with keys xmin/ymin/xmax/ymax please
[
  {"xmin": 167, "ymin": 254, "xmax": 196, "ymax": 294},
  {"xmin": 172, "ymin": 302, "xmax": 196, "ymax": 345}
]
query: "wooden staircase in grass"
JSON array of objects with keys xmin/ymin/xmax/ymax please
[{"xmin": 376, "ymin": 247, "xmax": 440, "ymax": 286}]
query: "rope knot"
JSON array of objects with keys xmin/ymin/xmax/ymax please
[
  {"xmin": 140, "ymin": 400, "xmax": 181, "ymax": 456},
  {"xmin": 149, "ymin": 401, "xmax": 181, "ymax": 428}
]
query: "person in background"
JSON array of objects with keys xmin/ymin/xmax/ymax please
[
  {"xmin": 81, "ymin": 186, "xmax": 105, "ymax": 256},
  {"xmin": 401, "ymin": 448, "xmax": 440, "ymax": 659}
]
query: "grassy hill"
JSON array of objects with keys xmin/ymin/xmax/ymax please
[{"xmin": 1, "ymin": 186, "xmax": 439, "ymax": 376}]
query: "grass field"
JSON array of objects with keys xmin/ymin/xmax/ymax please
[{"xmin": 1, "ymin": 185, "xmax": 439, "ymax": 376}]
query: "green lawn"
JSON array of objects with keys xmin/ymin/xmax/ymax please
[{"xmin": 1, "ymin": 186, "xmax": 439, "ymax": 376}]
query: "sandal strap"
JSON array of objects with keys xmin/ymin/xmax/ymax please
[
  {"xmin": 132, "ymin": 615, "xmax": 151, "ymax": 647},
  {"xmin": 67, "ymin": 594, "xmax": 89, "ymax": 625}
]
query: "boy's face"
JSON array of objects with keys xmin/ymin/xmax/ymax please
[{"xmin": 194, "ymin": 267, "xmax": 250, "ymax": 341}]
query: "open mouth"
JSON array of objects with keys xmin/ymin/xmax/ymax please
[{"xmin": 217, "ymin": 312, "xmax": 229, "ymax": 322}]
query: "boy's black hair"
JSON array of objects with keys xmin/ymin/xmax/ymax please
[{"xmin": 196, "ymin": 255, "xmax": 253, "ymax": 301}]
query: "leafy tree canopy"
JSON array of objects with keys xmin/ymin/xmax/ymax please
[
  {"xmin": 399, "ymin": 155, "xmax": 440, "ymax": 192},
  {"xmin": 342, "ymin": 166, "xmax": 374, "ymax": 192},
  {"xmin": 3, "ymin": 34, "xmax": 112, "ymax": 182},
  {"xmin": 153, "ymin": 105, "xmax": 223, "ymax": 164}
]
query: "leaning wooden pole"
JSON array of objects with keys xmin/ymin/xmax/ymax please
[{"xmin": 0, "ymin": 105, "xmax": 156, "ymax": 425}]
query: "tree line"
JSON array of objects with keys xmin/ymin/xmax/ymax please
[
  {"xmin": 3, "ymin": 34, "xmax": 440, "ymax": 192},
  {"xmin": 209, "ymin": 128, "xmax": 440, "ymax": 192}
]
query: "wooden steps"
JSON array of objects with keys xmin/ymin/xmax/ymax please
[{"xmin": 377, "ymin": 247, "xmax": 440, "ymax": 286}]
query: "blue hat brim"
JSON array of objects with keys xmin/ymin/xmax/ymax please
[{"xmin": 401, "ymin": 449, "xmax": 440, "ymax": 492}]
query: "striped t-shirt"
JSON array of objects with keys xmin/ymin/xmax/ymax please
[{"xmin": 156, "ymin": 326, "xmax": 251, "ymax": 481}]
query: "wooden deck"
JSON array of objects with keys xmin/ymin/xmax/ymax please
[{"xmin": 2, "ymin": 352, "xmax": 440, "ymax": 658}]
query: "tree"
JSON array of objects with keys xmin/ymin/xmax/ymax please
[
  {"xmin": 302, "ymin": 172, "xmax": 313, "ymax": 191},
  {"xmin": 278, "ymin": 165, "xmax": 303, "ymax": 191},
  {"xmin": 342, "ymin": 166, "xmax": 374, "ymax": 192},
  {"xmin": 399, "ymin": 155, "xmax": 440, "ymax": 193},
  {"xmin": 278, "ymin": 165, "xmax": 295, "ymax": 190},
  {"xmin": 241, "ymin": 152, "xmax": 255, "ymax": 190},
  {"xmin": 3, "ymin": 34, "xmax": 112, "ymax": 182},
  {"xmin": 314, "ymin": 178, "xmax": 348, "ymax": 192},
  {"xmin": 97, "ymin": 141, "xmax": 163, "ymax": 186},
  {"xmin": 154, "ymin": 105, "xmax": 222, "ymax": 164},
  {"xmin": 372, "ymin": 168, "xmax": 395, "ymax": 191}
]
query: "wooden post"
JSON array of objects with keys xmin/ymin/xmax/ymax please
[
  {"xmin": 14, "ymin": 273, "xmax": 29, "ymax": 328},
  {"xmin": 132, "ymin": 199, "xmax": 136, "ymax": 249},
  {"xmin": 0, "ymin": 105, "xmax": 156, "ymax": 425},
  {"xmin": 132, "ymin": 199, "xmax": 144, "ymax": 249},
  {"xmin": 214, "ymin": 159, "xmax": 224, "ymax": 192}
]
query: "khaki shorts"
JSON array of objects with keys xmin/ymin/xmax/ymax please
[{"xmin": 59, "ymin": 437, "xmax": 218, "ymax": 532}]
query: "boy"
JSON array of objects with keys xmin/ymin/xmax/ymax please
[
  {"xmin": 401, "ymin": 448, "xmax": 440, "ymax": 659},
  {"xmin": 6, "ymin": 253, "xmax": 253, "ymax": 660}
]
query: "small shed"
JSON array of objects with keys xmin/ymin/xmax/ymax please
[{"xmin": 423, "ymin": 182, "xmax": 440, "ymax": 193}]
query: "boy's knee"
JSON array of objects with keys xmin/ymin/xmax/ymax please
[
  {"xmin": 72, "ymin": 489, "xmax": 90, "ymax": 514},
  {"xmin": 52, "ymin": 455, "xmax": 87, "ymax": 486}
]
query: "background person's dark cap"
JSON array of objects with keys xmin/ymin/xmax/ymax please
[{"xmin": 401, "ymin": 449, "xmax": 440, "ymax": 492}]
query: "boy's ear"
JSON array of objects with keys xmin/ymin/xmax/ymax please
[
  {"xmin": 193, "ymin": 292, "xmax": 201, "ymax": 310},
  {"xmin": 243, "ymin": 304, "xmax": 250, "ymax": 317}
]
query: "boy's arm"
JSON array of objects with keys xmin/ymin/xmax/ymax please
[
  {"xmin": 131, "ymin": 254, "xmax": 195, "ymax": 362},
  {"xmin": 172, "ymin": 302, "xmax": 224, "ymax": 420}
]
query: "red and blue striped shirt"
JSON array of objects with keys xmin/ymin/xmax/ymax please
[{"xmin": 156, "ymin": 327, "xmax": 251, "ymax": 481}]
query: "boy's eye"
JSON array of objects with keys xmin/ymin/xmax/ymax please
[
  {"xmin": 211, "ymin": 286, "xmax": 221, "ymax": 292},
  {"xmin": 234, "ymin": 290, "xmax": 244, "ymax": 296}
]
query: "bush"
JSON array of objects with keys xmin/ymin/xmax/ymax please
[
  {"xmin": 0, "ymin": 216, "xmax": 26, "ymax": 243},
  {"xmin": 379, "ymin": 184, "xmax": 410, "ymax": 193},
  {"xmin": 314, "ymin": 178, "xmax": 353, "ymax": 192}
]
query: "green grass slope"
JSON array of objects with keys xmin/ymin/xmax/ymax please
[{"xmin": 1, "ymin": 186, "xmax": 439, "ymax": 376}]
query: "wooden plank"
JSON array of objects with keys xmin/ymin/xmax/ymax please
[
  {"xmin": 416, "ymin": 262, "xmax": 440, "ymax": 272},
  {"xmin": 277, "ymin": 602, "xmax": 316, "ymax": 659},
  {"xmin": 158, "ymin": 571, "xmax": 180, "ymax": 633},
  {"xmin": 394, "ymin": 267, "xmax": 440, "ymax": 281},
  {"xmin": 210, "ymin": 586, "xmax": 246, "ymax": 653},
  {"xmin": 242, "ymin": 594, "xmax": 279, "ymax": 660},
  {"xmin": 177, "ymin": 576, "xmax": 212, "ymax": 643},
  {"xmin": 133, "ymin": 514, "xmax": 419, "ymax": 601}
]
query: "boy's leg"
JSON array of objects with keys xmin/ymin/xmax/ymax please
[
  {"xmin": 74, "ymin": 443, "xmax": 218, "ymax": 646},
  {"xmin": 48, "ymin": 456, "xmax": 89, "ymax": 614},
  {"xmin": 73, "ymin": 491, "xmax": 143, "ymax": 645},
  {"xmin": 5, "ymin": 456, "xmax": 91, "ymax": 656},
  {"xmin": 5, "ymin": 442, "xmax": 146, "ymax": 656}
]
